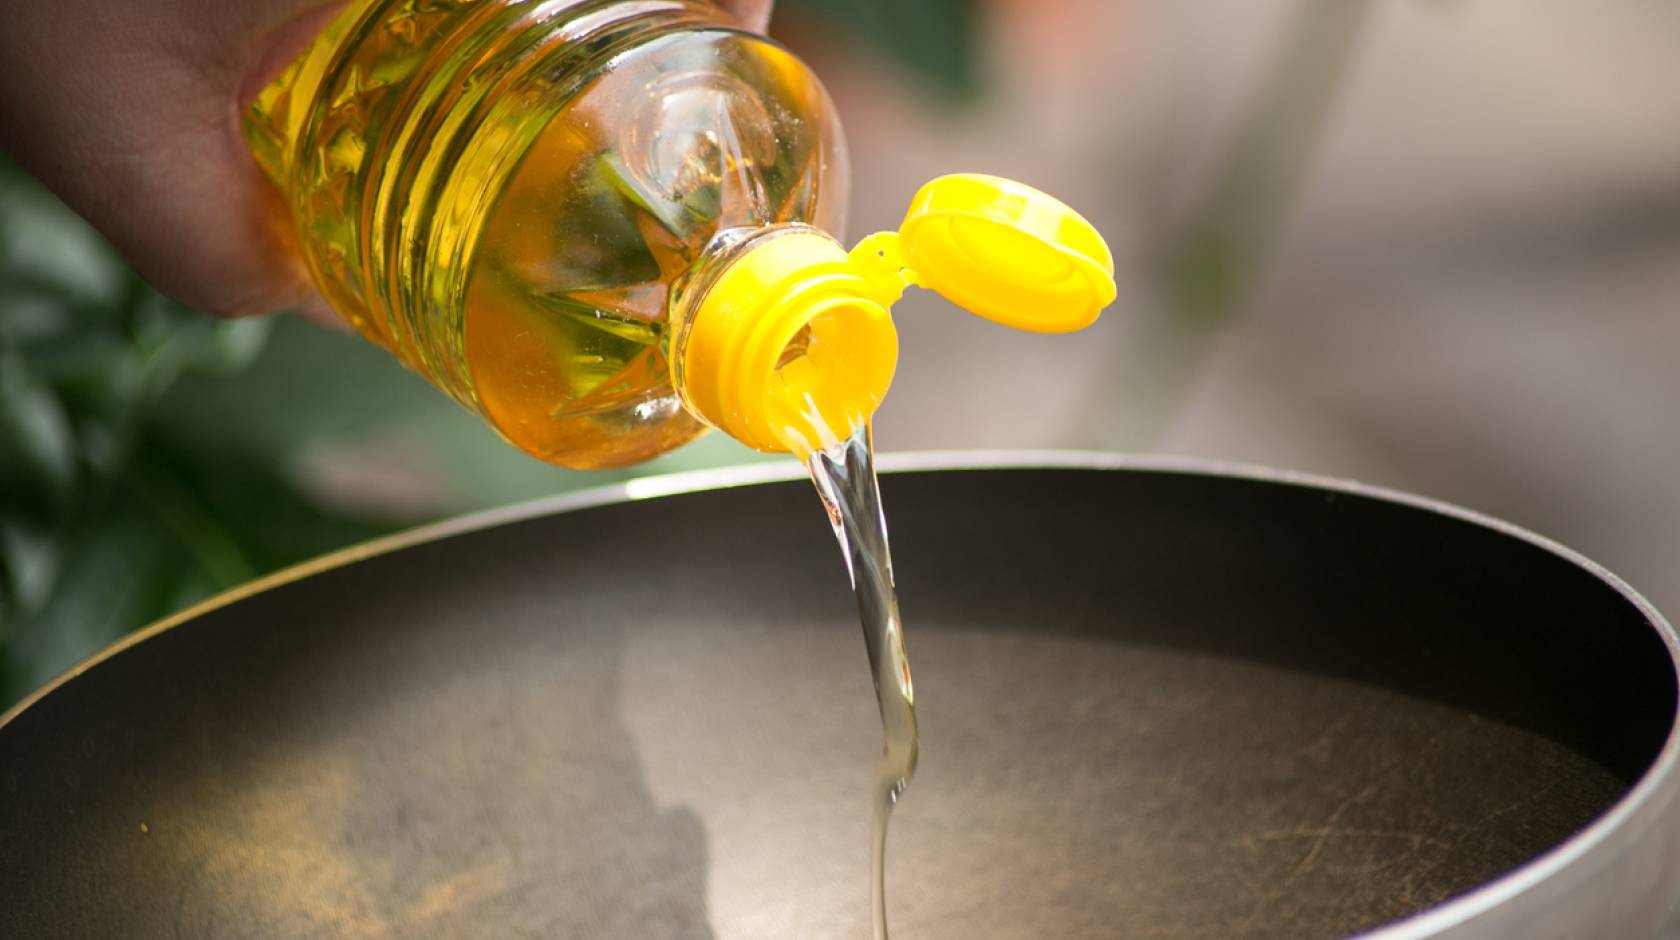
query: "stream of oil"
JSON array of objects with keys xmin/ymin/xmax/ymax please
[{"xmin": 806, "ymin": 423, "xmax": 918, "ymax": 940}]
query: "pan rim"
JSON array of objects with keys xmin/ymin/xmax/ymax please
[{"xmin": 4, "ymin": 449, "xmax": 1676, "ymax": 939}]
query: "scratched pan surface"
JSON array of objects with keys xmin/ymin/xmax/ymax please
[{"xmin": 3, "ymin": 457, "xmax": 1679, "ymax": 939}]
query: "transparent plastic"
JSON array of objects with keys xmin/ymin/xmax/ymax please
[{"xmin": 246, "ymin": 0, "xmax": 847, "ymax": 468}]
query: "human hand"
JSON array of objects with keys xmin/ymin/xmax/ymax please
[{"xmin": 0, "ymin": 0, "xmax": 775, "ymax": 322}]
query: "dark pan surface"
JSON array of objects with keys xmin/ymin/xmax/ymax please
[{"xmin": 1, "ymin": 463, "xmax": 1674, "ymax": 939}]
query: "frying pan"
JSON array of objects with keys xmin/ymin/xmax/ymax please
[{"xmin": 3, "ymin": 455, "xmax": 1678, "ymax": 939}]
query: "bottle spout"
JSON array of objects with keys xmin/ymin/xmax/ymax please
[
  {"xmin": 674, "ymin": 229, "xmax": 900, "ymax": 457},
  {"xmin": 672, "ymin": 175, "xmax": 1116, "ymax": 457}
]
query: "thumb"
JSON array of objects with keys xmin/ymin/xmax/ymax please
[{"xmin": 719, "ymin": 0, "xmax": 774, "ymax": 32}]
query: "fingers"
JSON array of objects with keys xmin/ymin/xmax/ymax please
[
  {"xmin": 719, "ymin": 0, "xmax": 774, "ymax": 33},
  {"xmin": 0, "ymin": 0, "xmax": 342, "ymax": 319}
]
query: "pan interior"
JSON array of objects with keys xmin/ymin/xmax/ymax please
[{"xmin": 0, "ymin": 466, "xmax": 1672, "ymax": 939}]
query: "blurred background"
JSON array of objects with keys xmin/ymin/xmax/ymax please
[{"xmin": 4, "ymin": 0, "xmax": 1680, "ymax": 709}]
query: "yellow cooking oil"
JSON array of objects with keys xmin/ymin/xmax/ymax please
[
  {"xmin": 246, "ymin": 4, "xmax": 1116, "ymax": 938},
  {"xmin": 245, "ymin": 0, "xmax": 847, "ymax": 467}
]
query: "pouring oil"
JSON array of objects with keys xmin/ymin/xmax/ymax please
[
  {"xmin": 807, "ymin": 424, "xmax": 918, "ymax": 940},
  {"xmin": 248, "ymin": 5, "xmax": 1112, "ymax": 937}
]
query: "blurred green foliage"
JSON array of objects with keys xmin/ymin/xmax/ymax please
[{"xmin": 0, "ymin": 157, "xmax": 400, "ymax": 705}]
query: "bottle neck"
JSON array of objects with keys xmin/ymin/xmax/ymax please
[{"xmin": 668, "ymin": 225, "xmax": 900, "ymax": 457}]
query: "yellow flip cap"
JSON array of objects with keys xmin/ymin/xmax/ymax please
[
  {"xmin": 898, "ymin": 174, "xmax": 1117, "ymax": 332},
  {"xmin": 676, "ymin": 174, "xmax": 1116, "ymax": 455}
]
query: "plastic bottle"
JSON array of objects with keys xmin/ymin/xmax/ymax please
[{"xmin": 246, "ymin": 0, "xmax": 1116, "ymax": 467}]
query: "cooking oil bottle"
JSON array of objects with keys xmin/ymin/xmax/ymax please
[{"xmin": 245, "ymin": 0, "xmax": 1117, "ymax": 466}]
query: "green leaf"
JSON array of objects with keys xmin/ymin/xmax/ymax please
[
  {"xmin": 0, "ymin": 499, "xmax": 186, "ymax": 707},
  {"xmin": 202, "ymin": 317, "xmax": 275, "ymax": 375},
  {"xmin": 0, "ymin": 168, "xmax": 128, "ymax": 313},
  {"xmin": 0, "ymin": 352, "xmax": 77, "ymax": 515},
  {"xmin": 0, "ymin": 520, "xmax": 62, "ymax": 617},
  {"xmin": 135, "ymin": 428, "xmax": 401, "ymax": 578}
]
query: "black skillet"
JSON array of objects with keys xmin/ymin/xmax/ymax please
[{"xmin": 3, "ymin": 456, "xmax": 1678, "ymax": 938}]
